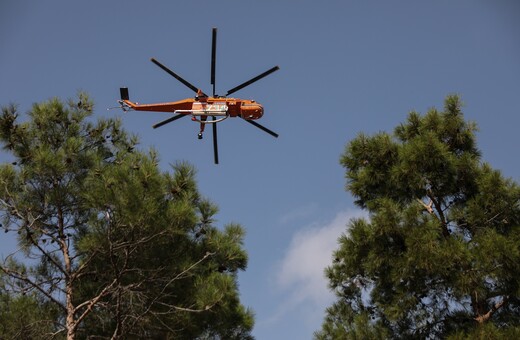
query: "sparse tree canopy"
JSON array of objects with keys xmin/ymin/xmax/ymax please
[
  {"xmin": 0, "ymin": 94, "xmax": 254, "ymax": 339},
  {"xmin": 316, "ymin": 95, "xmax": 520, "ymax": 339},
  {"xmin": 0, "ymin": 271, "xmax": 60, "ymax": 338}
]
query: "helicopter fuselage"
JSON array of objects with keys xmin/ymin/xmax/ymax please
[{"xmin": 119, "ymin": 97, "xmax": 264, "ymax": 120}]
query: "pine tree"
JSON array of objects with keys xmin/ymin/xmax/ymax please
[
  {"xmin": 316, "ymin": 95, "xmax": 520, "ymax": 339},
  {"xmin": 0, "ymin": 271, "xmax": 60, "ymax": 339},
  {"xmin": 0, "ymin": 94, "xmax": 253, "ymax": 339}
]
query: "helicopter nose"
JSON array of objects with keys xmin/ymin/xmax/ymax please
[
  {"xmin": 242, "ymin": 103, "xmax": 264, "ymax": 119},
  {"xmin": 255, "ymin": 105, "xmax": 264, "ymax": 119}
]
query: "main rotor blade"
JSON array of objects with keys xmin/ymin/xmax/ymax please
[
  {"xmin": 152, "ymin": 113, "xmax": 187, "ymax": 129},
  {"xmin": 150, "ymin": 58, "xmax": 200, "ymax": 94},
  {"xmin": 211, "ymin": 28, "xmax": 217, "ymax": 97},
  {"xmin": 226, "ymin": 66, "xmax": 280, "ymax": 96},
  {"xmin": 212, "ymin": 116, "xmax": 219, "ymax": 164},
  {"xmin": 241, "ymin": 118, "xmax": 279, "ymax": 138}
]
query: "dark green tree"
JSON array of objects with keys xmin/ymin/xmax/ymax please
[
  {"xmin": 0, "ymin": 95, "xmax": 253, "ymax": 339},
  {"xmin": 316, "ymin": 95, "xmax": 520, "ymax": 339}
]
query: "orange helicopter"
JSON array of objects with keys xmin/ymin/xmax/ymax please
[{"xmin": 117, "ymin": 28, "xmax": 279, "ymax": 164}]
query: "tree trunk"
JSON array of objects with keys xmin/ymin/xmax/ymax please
[{"xmin": 59, "ymin": 205, "xmax": 76, "ymax": 340}]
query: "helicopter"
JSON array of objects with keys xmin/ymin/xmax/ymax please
[{"xmin": 117, "ymin": 27, "xmax": 279, "ymax": 164}]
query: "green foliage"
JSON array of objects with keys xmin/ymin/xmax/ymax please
[
  {"xmin": 0, "ymin": 272, "xmax": 60, "ymax": 339},
  {"xmin": 316, "ymin": 95, "xmax": 520, "ymax": 339},
  {"xmin": 0, "ymin": 94, "xmax": 253, "ymax": 339}
]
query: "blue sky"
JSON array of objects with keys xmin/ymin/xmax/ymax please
[{"xmin": 1, "ymin": 1, "xmax": 519, "ymax": 339}]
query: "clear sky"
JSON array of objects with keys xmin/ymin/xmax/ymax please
[{"xmin": 1, "ymin": 1, "xmax": 519, "ymax": 339}]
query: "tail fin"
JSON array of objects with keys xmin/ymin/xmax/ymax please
[
  {"xmin": 115, "ymin": 87, "xmax": 134, "ymax": 112},
  {"xmin": 120, "ymin": 87, "xmax": 129, "ymax": 101}
]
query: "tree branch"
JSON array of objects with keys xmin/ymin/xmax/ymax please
[
  {"xmin": 0, "ymin": 265, "xmax": 66, "ymax": 312},
  {"xmin": 474, "ymin": 295, "xmax": 509, "ymax": 324},
  {"xmin": 124, "ymin": 251, "xmax": 216, "ymax": 334},
  {"xmin": 73, "ymin": 278, "xmax": 119, "ymax": 331},
  {"xmin": 416, "ymin": 189, "xmax": 450, "ymax": 237},
  {"xmin": 416, "ymin": 198, "xmax": 434, "ymax": 214}
]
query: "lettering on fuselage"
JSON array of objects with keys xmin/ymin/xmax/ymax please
[{"xmin": 191, "ymin": 102, "xmax": 228, "ymax": 116}]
